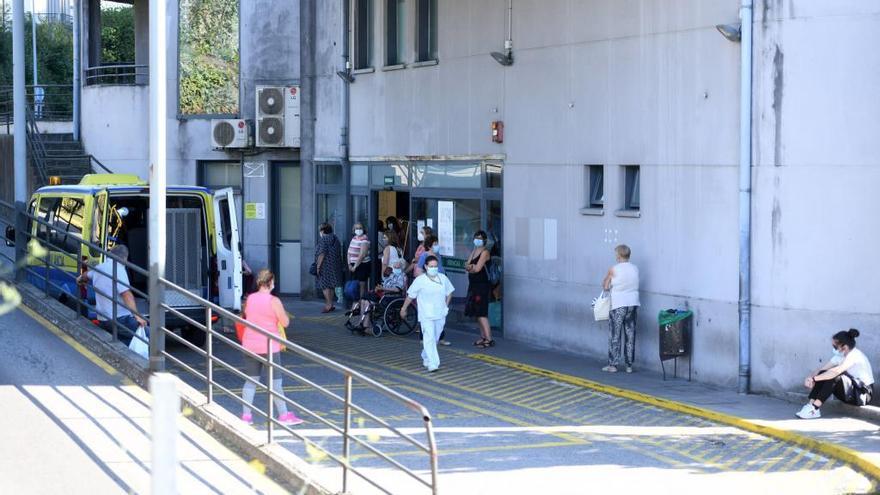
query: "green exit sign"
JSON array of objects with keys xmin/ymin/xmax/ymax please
[{"xmin": 384, "ymin": 175, "xmax": 395, "ymax": 186}]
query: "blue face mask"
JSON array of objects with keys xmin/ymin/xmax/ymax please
[
  {"xmin": 392, "ymin": 268, "xmax": 402, "ymax": 275},
  {"xmin": 426, "ymin": 266, "xmax": 439, "ymax": 277},
  {"xmin": 473, "ymin": 239, "xmax": 485, "ymax": 247},
  {"xmin": 833, "ymin": 348, "xmax": 844, "ymax": 358}
]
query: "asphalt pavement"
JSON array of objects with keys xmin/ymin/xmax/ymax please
[
  {"xmin": 163, "ymin": 299, "xmax": 875, "ymax": 495},
  {"xmin": 0, "ymin": 305, "xmax": 288, "ymax": 495}
]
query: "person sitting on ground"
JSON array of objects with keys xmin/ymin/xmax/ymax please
[{"xmin": 797, "ymin": 328, "xmax": 874, "ymax": 419}]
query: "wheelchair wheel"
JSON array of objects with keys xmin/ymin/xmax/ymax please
[
  {"xmin": 383, "ymin": 298, "xmax": 418, "ymax": 336},
  {"xmin": 371, "ymin": 323, "xmax": 384, "ymax": 338}
]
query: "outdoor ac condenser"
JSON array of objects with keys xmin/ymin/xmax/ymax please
[
  {"xmin": 255, "ymin": 85, "xmax": 301, "ymax": 148},
  {"xmin": 210, "ymin": 119, "xmax": 250, "ymax": 149}
]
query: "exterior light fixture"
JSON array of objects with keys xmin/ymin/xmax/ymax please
[
  {"xmin": 336, "ymin": 70, "xmax": 355, "ymax": 83},
  {"xmin": 716, "ymin": 23, "xmax": 742, "ymax": 42}
]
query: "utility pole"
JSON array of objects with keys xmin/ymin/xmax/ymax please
[
  {"xmin": 147, "ymin": 0, "xmax": 167, "ymax": 373},
  {"xmin": 30, "ymin": 0, "xmax": 37, "ymax": 85}
]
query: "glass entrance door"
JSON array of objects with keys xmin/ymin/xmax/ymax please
[{"xmin": 272, "ymin": 162, "xmax": 302, "ymax": 294}]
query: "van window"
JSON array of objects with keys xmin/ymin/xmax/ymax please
[
  {"xmin": 218, "ymin": 198, "xmax": 232, "ymax": 250},
  {"xmin": 37, "ymin": 196, "xmax": 86, "ymax": 257}
]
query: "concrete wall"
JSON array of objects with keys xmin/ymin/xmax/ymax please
[
  {"xmin": 79, "ymin": 0, "xmax": 311, "ymax": 289},
  {"xmin": 749, "ymin": 1, "xmax": 880, "ymax": 392},
  {"xmin": 346, "ymin": 0, "xmax": 880, "ymax": 392}
]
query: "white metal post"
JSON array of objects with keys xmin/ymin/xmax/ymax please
[
  {"xmin": 13, "ymin": 0, "xmax": 26, "ymax": 203},
  {"xmin": 148, "ymin": 0, "xmax": 167, "ymax": 373},
  {"xmin": 72, "ymin": 0, "xmax": 80, "ymax": 141},
  {"xmin": 150, "ymin": 373, "xmax": 179, "ymax": 495}
]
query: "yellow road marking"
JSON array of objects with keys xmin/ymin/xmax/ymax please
[
  {"xmin": 346, "ymin": 440, "xmax": 581, "ymax": 462},
  {"xmin": 470, "ymin": 353, "xmax": 880, "ymax": 486},
  {"xmin": 18, "ymin": 304, "xmax": 123, "ymax": 379}
]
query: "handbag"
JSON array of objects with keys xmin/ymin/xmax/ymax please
[
  {"xmin": 128, "ymin": 326, "xmax": 149, "ymax": 359},
  {"xmin": 278, "ymin": 322, "xmax": 287, "ymax": 352},
  {"xmin": 344, "ymin": 280, "xmax": 360, "ymax": 301},
  {"xmin": 309, "ymin": 262, "xmax": 318, "ymax": 276},
  {"xmin": 592, "ymin": 291, "xmax": 611, "ymax": 322}
]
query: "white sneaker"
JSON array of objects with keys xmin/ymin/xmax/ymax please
[
  {"xmin": 626, "ymin": 367, "xmax": 633, "ymax": 373},
  {"xmin": 601, "ymin": 365, "xmax": 618, "ymax": 373},
  {"xmin": 796, "ymin": 404, "xmax": 821, "ymax": 419},
  {"xmin": 439, "ymin": 340, "xmax": 452, "ymax": 346}
]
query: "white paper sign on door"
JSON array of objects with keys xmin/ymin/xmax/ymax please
[{"xmin": 438, "ymin": 201, "xmax": 455, "ymax": 256}]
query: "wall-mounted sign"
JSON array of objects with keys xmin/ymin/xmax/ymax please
[
  {"xmin": 244, "ymin": 162, "xmax": 265, "ymax": 178},
  {"xmin": 244, "ymin": 202, "xmax": 265, "ymax": 220},
  {"xmin": 384, "ymin": 175, "xmax": 395, "ymax": 186}
]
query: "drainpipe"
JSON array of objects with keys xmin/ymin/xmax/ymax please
[
  {"xmin": 738, "ymin": 0, "xmax": 754, "ymax": 394},
  {"xmin": 341, "ymin": 0, "xmax": 351, "ymax": 230},
  {"xmin": 13, "ymin": 0, "xmax": 26, "ymax": 202}
]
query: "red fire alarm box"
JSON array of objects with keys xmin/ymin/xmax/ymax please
[{"xmin": 491, "ymin": 121, "xmax": 504, "ymax": 143}]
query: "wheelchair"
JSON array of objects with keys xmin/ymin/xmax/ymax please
[{"xmin": 344, "ymin": 291, "xmax": 419, "ymax": 337}]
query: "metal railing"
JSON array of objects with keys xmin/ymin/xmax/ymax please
[
  {"xmin": 0, "ymin": 84, "xmax": 74, "ymax": 122},
  {"xmin": 0, "ymin": 199, "xmax": 440, "ymax": 495},
  {"xmin": 84, "ymin": 64, "xmax": 149, "ymax": 86},
  {"xmin": 0, "ymin": 199, "xmax": 150, "ymax": 348}
]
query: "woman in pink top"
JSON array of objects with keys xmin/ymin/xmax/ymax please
[
  {"xmin": 408, "ymin": 225, "xmax": 434, "ymax": 278},
  {"xmin": 240, "ymin": 270, "xmax": 303, "ymax": 426}
]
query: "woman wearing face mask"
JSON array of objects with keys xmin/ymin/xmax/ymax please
[
  {"xmin": 347, "ymin": 222, "xmax": 371, "ymax": 300},
  {"xmin": 382, "ymin": 230, "xmax": 404, "ymax": 276},
  {"xmin": 415, "ymin": 234, "xmax": 451, "ymax": 345},
  {"xmin": 797, "ymin": 329, "xmax": 874, "ymax": 419},
  {"xmin": 400, "ymin": 256, "xmax": 454, "ymax": 372},
  {"xmin": 359, "ymin": 259, "xmax": 407, "ymax": 333},
  {"xmin": 315, "ymin": 223, "xmax": 342, "ymax": 313},
  {"xmin": 465, "ymin": 230, "xmax": 494, "ymax": 348},
  {"xmin": 239, "ymin": 270, "xmax": 303, "ymax": 426},
  {"xmin": 410, "ymin": 226, "xmax": 434, "ymax": 278}
]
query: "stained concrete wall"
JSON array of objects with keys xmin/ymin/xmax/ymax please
[
  {"xmin": 79, "ymin": 0, "xmax": 310, "ymax": 291},
  {"xmin": 346, "ymin": 0, "xmax": 880, "ymax": 392}
]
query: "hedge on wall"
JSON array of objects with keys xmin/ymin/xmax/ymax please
[{"xmin": 178, "ymin": 0, "xmax": 239, "ymax": 116}]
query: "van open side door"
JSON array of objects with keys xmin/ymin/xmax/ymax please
[{"xmin": 212, "ymin": 188, "xmax": 242, "ymax": 311}]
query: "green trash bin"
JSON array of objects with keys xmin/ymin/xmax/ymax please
[{"xmin": 658, "ymin": 309, "xmax": 693, "ymax": 381}]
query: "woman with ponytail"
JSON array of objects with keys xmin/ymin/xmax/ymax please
[{"xmin": 797, "ymin": 328, "xmax": 874, "ymax": 419}]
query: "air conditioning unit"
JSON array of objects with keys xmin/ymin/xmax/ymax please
[
  {"xmin": 255, "ymin": 85, "xmax": 301, "ymax": 148},
  {"xmin": 210, "ymin": 119, "xmax": 249, "ymax": 149}
]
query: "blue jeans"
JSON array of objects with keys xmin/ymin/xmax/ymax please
[{"xmin": 99, "ymin": 315, "xmax": 149, "ymax": 346}]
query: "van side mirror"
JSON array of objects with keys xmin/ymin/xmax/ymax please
[{"xmin": 4, "ymin": 225, "xmax": 14, "ymax": 247}]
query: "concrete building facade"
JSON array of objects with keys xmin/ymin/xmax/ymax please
[{"xmin": 73, "ymin": 0, "xmax": 880, "ymax": 394}]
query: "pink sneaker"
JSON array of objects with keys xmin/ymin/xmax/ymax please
[
  {"xmin": 241, "ymin": 413, "xmax": 253, "ymax": 425},
  {"xmin": 278, "ymin": 412, "xmax": 304, "ymax": 426}
]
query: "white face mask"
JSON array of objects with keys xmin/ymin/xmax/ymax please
[
  {"xmin": 418, "ymin": 233, "xmax": 425, "ymax": 242},
  {"xmin": 426, "ymin": 266, "xmax": 439, "ymax": 277},
  {"xmin": 432, "ymin": 243, "xmax": 439, "ymax": 251},
  {"xmin": 354, "ymin": 229, "xmax": 364, "ymax": 236}
]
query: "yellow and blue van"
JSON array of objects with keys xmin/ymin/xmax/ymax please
[{"xmin": 13, "ymin": 174, "xmax": 242, "ymax": 343}]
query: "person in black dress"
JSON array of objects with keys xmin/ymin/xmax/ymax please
[
  {"xmin": 465, "ymin": 230, "xmax": 494, "ymax": 348},
  {"xmin": 315, "ymin": 223, "xmax": 343, "ymax": 312}
]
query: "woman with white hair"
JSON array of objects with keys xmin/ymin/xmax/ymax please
[{"xmin": 602, "ymin": 244, "xmax": 640, "ymax": 373}]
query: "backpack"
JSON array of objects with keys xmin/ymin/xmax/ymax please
[
  {"xmin": 344, "ymin": 280, "xmax": 361, "ymax": 301},
  {"xmin": 486, "ymin": 256, "xmax": 502, "ymax": 286}
]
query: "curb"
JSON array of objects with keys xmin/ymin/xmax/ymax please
[
  {"xmin": 470, "ymin": 353, "xmax": 880, "ymax": 488},
  {"xmin": 12, "ymin": 282, "xmax": 332, "ymax": 495}
]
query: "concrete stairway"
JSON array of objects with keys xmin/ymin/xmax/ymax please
[{"xmin": 34, "ymin": 133, "xmax": 94, "ymax": 185}]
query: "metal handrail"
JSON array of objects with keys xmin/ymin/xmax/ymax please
[
  {"xmin": 84, "ymin": 64, "xmax": 149, "ymax": 86},
  {"xmin": 90, "ymin": 155, "xmax": 114, "ymax": 174},
  {"xmin": 0, "ymin": 199, "xmax": 440, "ymax": 494}
]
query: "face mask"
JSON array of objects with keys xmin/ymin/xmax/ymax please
[
  {"xmin": 383, "ymin": 238, "xmax": 388, "ymax": 244},
  {"xmin": 833, "ymin": 348, "xmax": 843, "ymax": 358},
  {"xmin": 426, "ymin": 266, "xmax": 439, "ymax": 277},
  {"xmin": 432, "ymin": 243, "xmax": 439, "ymax": 251},
  {"xmin": 418, "ymin": 233, "xmax": 425, "ymax": 242},
  {"xmin": 355, "ymin": 229, "xmax": 364, "ymax": 236},
  {"xmin": 392, "ymin": 268, "xmax": 402, "ymax": 275},
  {"xmin": 473, "ymin": 239, "xmax": 484, "ymax": 247}
]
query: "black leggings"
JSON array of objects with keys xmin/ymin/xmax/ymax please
[{"xmin": 808, "ymin": 374, "xmax": 871, "ymax": 405}]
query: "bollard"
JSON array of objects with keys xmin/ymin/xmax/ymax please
[{"xmin": 150, "ymin": 373, "xmax": 179, "ymax": 495}]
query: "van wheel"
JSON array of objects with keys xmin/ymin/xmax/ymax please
[{"xmin": 181, "ymin": 325, "xmax": 207, "ymax": 348}]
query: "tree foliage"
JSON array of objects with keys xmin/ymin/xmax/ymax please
[
  {"xmin": 100, "ymin": 6, "xmax": 135, "ymax": 64},
  {"xmin": 178, "ymin": 0, "xmax": 239, "ymax": 115}
]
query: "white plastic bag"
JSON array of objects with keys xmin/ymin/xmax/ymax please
[
  {"xmin": 129, "ymin": 326, "xmax": 149, "ymax": 359},
  {"xmin": 592, "ymin": 291, "xmax": 611, "ymax": 322}
]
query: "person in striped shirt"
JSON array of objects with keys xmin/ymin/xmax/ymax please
[{"xmin": 347, "ymin": 222, "xmax": 372, "ymax": 299}]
